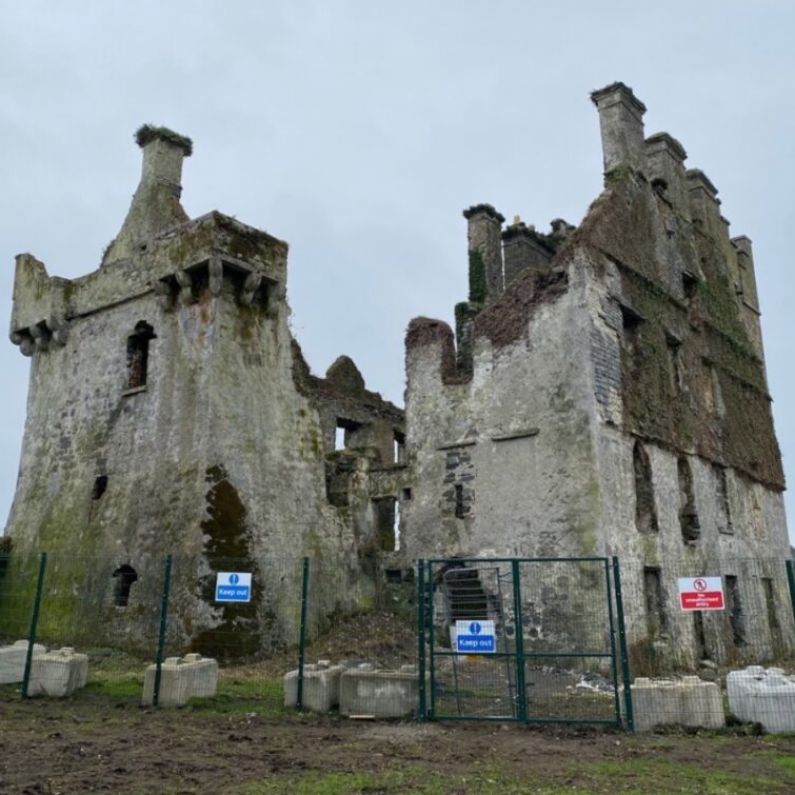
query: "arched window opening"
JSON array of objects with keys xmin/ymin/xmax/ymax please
[
  {"xmin": 112, "ymin": 564, "xmax": 139, "ymax": 607},
  {"xmin": 633, "ymin": 441, "xmax": 658, "ymax": 533},
  {"xmin": 677, "ymin": 456, "xmax": 700, "ymax": 542},
  {"xmin": 126, "ymin": 321, "xmax": 156, "ymax": 390}
]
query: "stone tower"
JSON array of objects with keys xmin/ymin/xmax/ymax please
[
  {"xmin": 402, "ymin": 83, "xmax": 791, "ymax": 665},
  {"xmin": 6, "ymin": 126, "xmax": 405, "ymax": 653}
]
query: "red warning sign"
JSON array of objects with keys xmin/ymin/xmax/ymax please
[{"xmin": 678, "ymin": 576, "xmax": 724, "ymax": 611}]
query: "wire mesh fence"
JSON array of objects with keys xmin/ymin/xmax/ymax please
[
  {"xmin": 422, "ymin": 558, "xmax": 625, "ymax": 726},
  {"xmin": 0, "ymin": 551, "xmax": 307, "ymax": 713},
  {"xmin": 2, "ymin": 547, "xmax": 794, "ymax": 732},
  {"xmin": 616, "ymin": 557, "xmax": 795, "ymax": 731}
]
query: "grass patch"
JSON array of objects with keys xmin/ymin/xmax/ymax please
[
  {"xmin": 579, "ymin": 757, "xmax": 787, "ymax": 794},
  {"xmin": 236, "ymin": 767, "xmax": 577, "ymax": 795}
]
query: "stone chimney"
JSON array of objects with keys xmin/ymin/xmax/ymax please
[
  {"xmin": 686, "ymin": 169, "xmax": 722, "ymax": 238},
  {"xmin": 645, "ymin": 133, "xmax": 689, "ymax": 219},
  {"xmin": 501, "ymin": 220, "xmax": 554, "ymax": 288},
  {"xmin": 463, "ymin": 204, "xmax": 505, "ymax": 305},
  {"xmin": 590, "ymin": 82, "xmax": 647, "ymax": 175},
  {"xmin": 103, "ymin": 125, "xmax": 192, "ymax": 265}
]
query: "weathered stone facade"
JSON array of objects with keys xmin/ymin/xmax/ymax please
[
  {"xmin": 402, "ymin": 83, "xmax": 791, "ymax": 666},
  {"xmin": 5, "ymin": 86, "xmax": 792, "ymax": 668},
  {"xmin": 5, "ymin": 126, "xmax": 405, "ymax": 654}
]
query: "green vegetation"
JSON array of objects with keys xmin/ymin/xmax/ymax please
[
  {"xmin": 135, "ymin": 124, "xmax": 193, "ymax": 155},
  {"xmin": 235, "ymin": 751, "xmax": 795, "ymax": 795},
  {"xmin": 468, "ymin": 250, "xmax": 486, "ymax": 304}
]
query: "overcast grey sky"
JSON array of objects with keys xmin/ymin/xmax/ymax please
[{"xmin": 1, "ymin": 0, "xmax": 793, "ymax": 541}]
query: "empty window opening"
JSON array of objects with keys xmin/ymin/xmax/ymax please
[
  {"xmin": 126, "ymin": 321, "xmax": 156, "ymax": 390},
  {"xmin": 91, "ymin": 475, "xmax": 108, "ymax": 500},
  {"xmin": 384, "ymin": 569, "xmax": 403, "ymax": 584},
  {"xmin": 666, "ymin": 334, "xmax": 683, "ymax": 395},
  {"xmin": 704, "ymin": 362, "xmax": 725, "ymax": 417},
  {"xmin": 112, "ymin": 564, "xmax": 138, "ymax": 607},
  {"xmin": 714, "ymin": 465, "xmax": 733, "ymax": 534},
  {"xmin": 633, "ymin": 441, "xmax": 658, "ymax": 533},
  {"xmin": 393, "ymin": 430, "xmax": 406, "ymax": 464},
  {"xmin": 394, "ymin": 500, "xmax": 401, "ymax": 551},
  {"xmin": 454, "ymin": 484, "xmax": 466, "ymax": 518},
  {"xmin": 762, "ymin": 578, "xmax": 782, "ymax": 652},
  {"xmin": 372, "ymin": 497, "xmax": 396, "ymax": 552},
  {"xmin": 725, "ymin": 575, "xmax": 745, "ymax": 647},
  {"xmin": 643, "ymin": 567, "xmax": 667, "ymax": 639},
  {"xmin": 620, "ymin": 303, "xmax": 644, "ymax": 333},
  {"xmin": 677, "ymin": 456, "xmax": 700, "ymax": 543},
  {"xmin": 401, "ymin": 487, "xmax": 412, "ymax": 501},
  {"xmin": 335, "ymin": 418, "xmax": 362, "ymax": 451},
  {"xmin": 682, "ymin": 271, "xmax": 698, "ymax": 302}
]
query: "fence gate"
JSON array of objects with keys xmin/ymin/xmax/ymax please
[{"xmin": 417, "ymin": 557, "xmax": 632, "ymax": 726}]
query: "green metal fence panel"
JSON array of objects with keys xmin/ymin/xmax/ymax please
[{"xmin": 422, "ymin": 557, "xmax": 622, "ymax": 727}]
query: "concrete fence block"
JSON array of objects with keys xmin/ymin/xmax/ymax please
[
  {"xmin": 142, "ymin": 653, "xmax": 218, "ymax": 707},
  {"xmin": 25, "ymin": 647, "xmax": 88, "ymax": 697},
  {"xmin": 622, "ymin": 676, "xmax": 724, "ymax": 732},
  {"xmin": 727, "ymin": 666, "xmax": 795, "ymax": 733},
  {"xmin": 0, "ymin": 640, "xmax": 46, "ymax": 684},
  {"xmin": 339, "ymin": 664, "xmax": 419, "ymax": 718},
  {"xmin": 283, "ymin": 660, "xmax": 345, "ymax": 712}
]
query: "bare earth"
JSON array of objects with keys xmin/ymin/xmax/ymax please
[{"xmin": 2, "ymin": 699, "xmax": 795, "ymax": 795}]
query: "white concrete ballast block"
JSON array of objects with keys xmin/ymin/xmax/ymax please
[
  {"xmin": 142, "ymin": 653, "xmax": 218, "ymax": 707},
  {"xmin": 727, "ymin": 666, "xmax": 795, "ymax": 733},
  {"xmin": 25, "ymin": 647, "xmax": 88, "ymax": 697},
  {"xmin": 284, "ymin": 660, "xmax": 345, "ymax": 712},
  {"xmin": 0, "ymin": 640, "xmax": 46, "ymax": 684},
  {"xmin": 625, "ymin": 676, "xmax": 724, "ymax": 732},
  {"xmin": 339, "ymin": 664, "xmax": 419, "ymax": 718}
]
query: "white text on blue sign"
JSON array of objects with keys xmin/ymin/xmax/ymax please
[
  {"xmin": 455, "ymin": 620, "xmax": 496, "ymax": 654},
  {"xmin": 215, "ymin": 572, "xmax": 252, "ymax": 603}
]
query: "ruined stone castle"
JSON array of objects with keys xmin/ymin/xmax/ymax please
[{"xmin": 6, "ymin": 84, "xmax": 792, "ymax": 664}]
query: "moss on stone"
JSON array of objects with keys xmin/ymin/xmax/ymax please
[
  {"xmin": 135, "ymin": 125, "xmax": 193, "ymax": 156},
  {"xmin": 468, "ymin": 250, "xmax": 486, "ymax": 305}
]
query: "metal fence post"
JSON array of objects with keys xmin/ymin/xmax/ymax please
[
  {"xmin": 604, "ymin": 557, "xmax": 622, "ymax": 728},
  {"xmin": 296, "ymin": 556, "xmax": 310, "ymax": 710},
  {"xmin": 612, "ymin": 556, "xmax": 634, "ymax": 731},
  {"xmin": 427, "ymin": 561, "xmax": 436, "ymax": 720},
  {"xmin": 22, "ymin": 552, "xmax": 47, "ymax": 699},
  {"xmin": 511, "ymin": 560, "xmax": 528, "ymax": 722},
  {"xmin": 153, "ymin": 554, "xmax": 173, "ymax": 707},
  {"xmin": 416, "ymin": 559, "xmax": 426, "ymax": 721}
]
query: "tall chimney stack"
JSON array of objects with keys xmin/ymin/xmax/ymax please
[
  {"xmin": 103, "ymin": 125, "xmax": 192, "ymax": 265},
  {"xmin": 590, "ymin": 82, "xmax": 647, "ymax": 176}
]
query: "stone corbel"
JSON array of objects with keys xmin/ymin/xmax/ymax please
[
  {"xmin": 48, "ymin": 316, "xmax": 70, "ymax": 346},
  {"xmin": 175, "ymin": 270, "xmax": 193, "ymax": 305},
  {"xmin": 265, "ymin": 282, "xmax": 285, "ymax": 317},
  {"xmin": 19, "ymin": 336, "xmax": 35, "ymax": 357},
  {"xmin": 208, "ymin": 257, "xmax": 223, "ymax": 296},
  {"xmin": 240, "ymin": 271, "xmax": 262, "ymax": 307},
  {"xmin": 154, "ymin": 279, "xmax": 173, "ymax": 311},
  {"xmin": 29, "ymin": 323, "xmax": 50, "ymax": 351}
]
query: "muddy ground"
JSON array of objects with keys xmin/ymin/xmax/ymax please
[{"xmin": 2, "ymin": 698, "xmax": 795, "ymax": 795}]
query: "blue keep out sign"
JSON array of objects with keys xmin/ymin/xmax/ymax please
[
  {"xmin": 455, "ymin": 619, "xmax": 496, "ymax": 653},
  {"xmin": 215, "ymin": 572, "xmax": 252, "ymax": 603}
]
